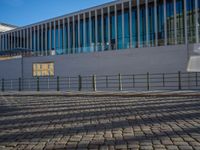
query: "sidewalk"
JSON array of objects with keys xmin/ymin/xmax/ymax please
[{"xmin": 1, "ymin": 90, "xmax": 200, "ymax": 97}]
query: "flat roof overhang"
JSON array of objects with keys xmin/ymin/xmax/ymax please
[{"xmin": 187, "ymin": 56, "xmax": 200, "ymax": 72}]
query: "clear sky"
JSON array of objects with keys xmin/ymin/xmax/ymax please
[{"xmin": 0, "ymin": 0, "xmax": 113, "ymax": 27}]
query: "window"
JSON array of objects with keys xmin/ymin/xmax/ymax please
[
  {"xmin": 166, "ymin": 0, "xmax": 175, "ymax": 45},
  {"xmin": 33, "ymin": 62, "xmax": 54, "ymax": 77},
  {"xmin": 176, "ymin": 0, "xmax": 185, "ymax": 44}
]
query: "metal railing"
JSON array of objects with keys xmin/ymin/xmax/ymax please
[{"xmin": 1, "ymin": 72, "xmax": 200, "ymax": 92}]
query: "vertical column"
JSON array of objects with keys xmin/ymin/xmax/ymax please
[
  {"xmin": 4, "ymin": 34, "xmax": 6, "ymax": 50},
  {"xmin": 7, "ymin": 33, "xmax": 9, "ymax": 50},
  {"xmin": 37, "ymin": 25, "xmax": 40, "ymax": 55},
  {"xmin": 45, "ymin": 23, "xmax": 48, "ymax": 55},
  {"xmin": 129, "ymin": 0, "xmax": 133, "ymax": 48},
  {"xmin": 174, "ymin": 0, "xmax": 177, "ymax": 44},
  {"xmin": 17, "ymin": 31, "xmax": 19, "ymax": 49},
  {"xmin": 115, "ymin": 4, "xmax": 118, "ymax": 49},
  {"xmin": 58, "ymin": 20, "xmax": 61, "ymax": 53},
  {"xmin": 54, "ymin": 21, "xmax": 56, "ymax": 53},
  {"xmin": 63, "ymin": 19, "xmax": 65, "ymax": 53},
  {"xmin": 95, "ymin": 10, "xmax": 98, "ymax": 51},
  {"xmin": 67, "ymin": 18, "xmax": 70, "ymax": 53},
  {"xmin": 154, "ymin": 0, "xmax": 158, "ymax": 46},
  {"xmin": 26, "ymin": 28, "xmax": 29, "ymax": 49},
  {"xmin": 50, "ymin": 23, "xmax": 52, "ymax": 53},
  {"xmin": 9, "ymin": 32, "xmax": 12, "ymax": 50},
  {"xmin": 183, "ymin": 0, "xmax": 187, "ymax": 44},
  {"xmin": 145, "ymin": 0, "xmax": 149, "ymax": 47},
  {"xmin": 12, "ymin": 32, "xmax": 15, "ymax": 49},
  {"xmin": 34, "ymin": 26, "xmax": 37, "ymax": 55},
  {"xmin": 83, "ymin": 14, "xmax": 86, "ymax": 49},
  {"xmin": 108, "ymin": 6, "xmax": 111, "ymax": 50},
  {"xmin": 122, "ymin": 2, "xmax": 125, "ymax": 49},
  {"xmin": 23, "ymin": 29, "xmax": 25, "ymax": 49},
  {"xmin": 78, "ymin": 15, "xmax": 81, "ymax": 51},
  {"xmin": 102, "ymin": 8, "xmax": 104, "ymax": 50},
  {"xmin": 164, "ymin": 0, "xmax": 167, "ymax": 45},
  {"xmin": 89, "ymin": 12, "xmax": 92, "ymax": 50},
  {"xmin": 12, "ymin": 32, "xmax": 14, "ymax": 50},
  {"xmin": 30, "ymin": 28, "xmax": 32, "ymax": 51},
  {"xmin": 137, "ymin": 0, "xmax": 140, "ymax": 48},
  {"xmin": 9, "ymin": 33, "xmax": 11, "ymax": 50},
  {"xmin": 20, "ymin": 30, "xmax": 22, "ymax": 48},
  {"xmin": 41, "ymin": 25, "xmax": 44, "ymax": 55},
  {"xmin": 2, "ymin": 34, "xmax": 4, "ymax": 50},
  {"xmin": 73, "ymin": 16, "xmax": 75, "ymax": 53},
  {"xmin": 195, "ymin": 0, "xmax": 199, "ymax": 43}
]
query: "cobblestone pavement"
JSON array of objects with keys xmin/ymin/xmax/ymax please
[{"xmin": 0, "ymin": 95, "xmax": 200, "ymax": 150}]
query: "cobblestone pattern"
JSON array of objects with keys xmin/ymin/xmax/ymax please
[{"xmin": 0, "ymin": 95, "xmax": 200, "ymax": 150}]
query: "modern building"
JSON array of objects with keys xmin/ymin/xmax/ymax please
[{"xmin": 0, "ymin": 0, "xmax": 200, "ymax": 79}]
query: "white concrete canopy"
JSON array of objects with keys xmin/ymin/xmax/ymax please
[{"xmin": 187, "ymin": 56, "xmax": 200, "ymax": 72}]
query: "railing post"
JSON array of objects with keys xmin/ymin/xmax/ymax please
[
  {"xmin": 57, "ymin": 76, "xmax": 60, "ymax": 91},
  {"xmin": 1, "ymin": 78, "xmax": 4, "ymax": 92},
  {"xmin": 78, "ymin": 75, "xmax": 82, "ymax": 91},
  {"xmin": 92, "ymin": 75, "xmax": 97, "ymax": 92},
  {"xmin": 118, "ymin": 74, "xmax": 122, "ymax": 91},
  {"xmin": 133, "ymin": 74, "xmax": 135, "ymax": 88},
  {"xmin": 106, "ymin": 76, "xmax": 108, "ymax": 88},
  {"xmin": 162, "ymin": 73, "xmax": 165, "ymax": 87},
  {"xmin": 37, "ymin": 77, "xmax": 40, "ymax": 92},
  {"xmin": 178, "ymin": 71, "xmax": 182, "ymax": 90},
  {"xmin": 147, "ymin": 72, "xmax": 150, "ymax": 91},
  {"xmin": 196, "ymin": 72, "xmax": 198, "ymax": 87},
  {"xmin": 19, "ymin": 77, "xmax": 21, "ymax": 91}
]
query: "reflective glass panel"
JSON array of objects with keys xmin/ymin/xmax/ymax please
[
  {"xmin": 117, "ymin": 9, "xmax": 123, "ymax": 49},
  {"xmin": 148, "ymin": 2, "xmax": 155, "ymax": 46},
  {"xmin": 187, "ymin": 0, "xmax": 195, "ymax": 43},
  {"xmin": 166, "ymin": 0, "xmax": 175, "ymax": 45},
  {"xmin": 157, "ymin": 0, "xmax": 164, "ymax": 46},
  {"xmin": 176, "ymin": 0, "xmax": 185, "ymax": 44},
  {"xmin": 124, "ymin": 9, "xmax": 130, "ymax": 49},
  {"xmin": 132, "ymin": 5, "xmax": 138, "ymax": 48},
  {"xmin": 140, "ymin": 4, "xmax": 146, "ymax": 47}
]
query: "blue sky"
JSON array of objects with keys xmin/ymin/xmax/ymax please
[{"xmin": 0, "ymin": 0, "xmax": 113, "ymax": 27}]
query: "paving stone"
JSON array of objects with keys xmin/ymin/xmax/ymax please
[{"xmin": 0, "ymin": 96, "xmax": 200, "ymax": 149}]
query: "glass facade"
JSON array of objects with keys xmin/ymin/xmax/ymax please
[
  {"xmin": 140, "ymin": 3, "xmax": 146, "ymax": 47},
  {"xmin": 176, "ymin": 0, "xmax": 185, "ymax": 44},
  {"xmin": 148, "ymin": 2, "xmax": 155, "ymax": 46},
  {"xmin": 187, "ymin": 0, "xmax": 195, "ymax": 43},
  {"xmin": 124, "ymin": 3, "xmax": 130, "ymax": 49},
  {"xmin": 0, "ymin": 0, "xmax": 200, "ymax": 56},
  {"xmin": 166, "ymin": 0, "xmax": 175, "ymax": 45},
  {"xmin": 117, "ymin": 5, "xmax": 123, "ymax": 49},
  {"xmin": 157, "ymin": 0, "xmax": 164, "ymax": 46}
]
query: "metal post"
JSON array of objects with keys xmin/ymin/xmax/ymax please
[
  {"xmin": 1, "ymin": 79, "xmax": 4, "ymax": 92},
  {"xmin": 133, "ymin": 74, "xmax": 135, "ymax": 88},
  {"xmin": 106, "ymin": 76, "xmax": 108, "ymax": 88},
  {"xmin": 118, "ymin": 74, "xmax": 122, "ymax": 91},
  {"xmin": 196, "ymin": 72, "xmax": 198, "ymax": 87},
  {"xmin": 163, "ymin": 73, "xmax": 165, "ymax": 87},
  {"xmin": 68, "ymin": 76, "xmax": 71, "ymax": 89},
  {"xmin": 57, "ymin": 76, "xmax": 60, "ymax": 91},
  {"xmin": 147, "ymin": 72, "xmax": 150, "ymax": 91},
  {"xmin": 37, "ymin": 77, "xmax": 40, "ymax": 91},
  {"xmin": 92, "ymin": 75, "xmax": 97, "ymax": 92},
  {"xmin": 78, "ymin": 75, "xmax": 82, "ymax": 91},
  {"xmin": 19, "ymin": 77, "xmax": 21, "ymax": 91},
  {"xmin": 178, "ymin": 71, "xmax": 182, "ymax": 90}
]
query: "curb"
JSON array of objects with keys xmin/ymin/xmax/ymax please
[{"xmin": 1, "ymin": 91, "xmax": 200, "ymax": 97}]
